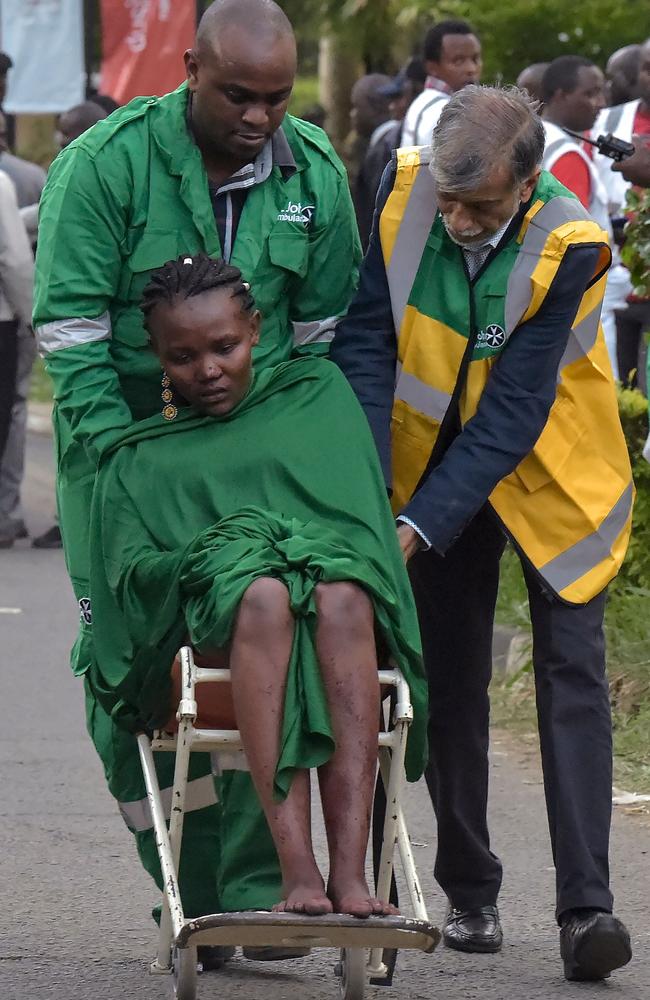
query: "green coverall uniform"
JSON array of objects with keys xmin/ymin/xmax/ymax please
[{"xmin": 33, "ymin": 82, "xmax": 361, "ymax": 915}]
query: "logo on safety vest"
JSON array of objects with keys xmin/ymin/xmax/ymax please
[
  {"xmin": 79, "ymin": 597, "xmax": 92, "ymax": 626},
  {"xmin": 477, "ymin": 323, "xmax": 507, "ymax": 350},
  {"xmin": 277, "ymin": 200, "xmax": 315, "ymax": 226}
]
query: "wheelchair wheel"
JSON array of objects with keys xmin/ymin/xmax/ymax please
[
  {"xmin": 338, "ymin": 947, "xmax": 365, "ymax": 1000},
  {"xmin": 173, "ymin": 945, "xmax": 198, "ymax": 1000}
]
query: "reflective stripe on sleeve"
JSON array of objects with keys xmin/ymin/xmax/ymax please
[
  {"xmin": 538, "ymin": 481, "xmax": 634, "ymax": 595},
  {"xmin": 292, "ymin": 316, "xmax": 338, "ymax": 345},
  {"xmin": 36, "ymin": 312, "xmax": 112, "ymax": 355},
  {"xmin": 118, "ymin": 774, "xmax": 218, "ymax": 834},
  {"xmin": 542, "ymin": 137, "xmax": 569, "ymax": 169},
  {"xmin": 394, "ymin": 369, "xmax": 451, "ymax": 422}
]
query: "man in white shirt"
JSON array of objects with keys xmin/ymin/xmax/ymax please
[{"xmin": 401, "ymin": 19, "xmax": 481, "ymax": 148}]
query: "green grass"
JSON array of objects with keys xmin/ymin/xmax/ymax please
[{"xmin": 492, "ymin": 547, "xmax": 650, "ymax": 793}]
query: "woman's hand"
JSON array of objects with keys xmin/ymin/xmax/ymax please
[{"xmin": 397, "ymin": 522, "xmax": 421, "ymax": 563}]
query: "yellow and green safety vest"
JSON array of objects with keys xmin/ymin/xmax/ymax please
[{"xmin": 380, "ymin": 146, "xmax": 634, "ymax": 605}]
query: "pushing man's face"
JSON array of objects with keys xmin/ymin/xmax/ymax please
[
  {"xmin": 185, "ymin": 23, "xmax": 296, "ymax": 163},
  {"xmin": 437, "ymin": 162, "xmax": 539, "ymax": 247}
]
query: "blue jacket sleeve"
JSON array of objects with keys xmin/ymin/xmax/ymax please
[
  {"xmin": 401, "ymin": 245, "xmax": 603, "ymax": 552},
  {"xmin": 330, "ymin": 161, "xmax": 397, "ymax": 487}
]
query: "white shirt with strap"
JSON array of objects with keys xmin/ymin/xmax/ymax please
[
  {"xmin": 542, "ymin": 120, "xmax": 611, "ymax": 232},
  {"xmin": 401, "ymin": 87, "xmax": 450, "ymax": 148}
]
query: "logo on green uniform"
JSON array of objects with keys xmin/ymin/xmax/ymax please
[{"xmin": 277, "ymin": 201, "xmax": 315, "ymax": 226}]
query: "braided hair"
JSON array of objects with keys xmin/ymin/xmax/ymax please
[{"xmin": 140, "ymin": 253, "xmax": 255, "ymax": 333}]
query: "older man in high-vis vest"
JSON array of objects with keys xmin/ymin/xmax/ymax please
[{"xmin": 331, "ymin": 85, "xmax": 633, "ymax": 982}]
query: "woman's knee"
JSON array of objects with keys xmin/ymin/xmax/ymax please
[
  {"xmin": 315, "ymin": 582, "xmax": 373, "ymax": 634},
  {"xmin": 237, "ymin": 577, "xmax": 291, "ymax": 634}
]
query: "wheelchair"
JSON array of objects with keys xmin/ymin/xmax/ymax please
[{"xmin": 137, "ymin": 645, "xmax": 440, "ymax": 999}]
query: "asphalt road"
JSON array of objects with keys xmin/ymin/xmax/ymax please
[{"xmin": 1, "ymin": 433, "xmax": 649, "ymax": 999}]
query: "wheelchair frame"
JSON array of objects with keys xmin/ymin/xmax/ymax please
[{"xmin": 137, "ymin": 645, "xmax": 439, "ymax": 1000}]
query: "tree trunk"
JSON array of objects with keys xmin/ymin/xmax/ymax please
[{"xmin": 318, "ymin": 34, "xmax": 360, "ymax": 150}]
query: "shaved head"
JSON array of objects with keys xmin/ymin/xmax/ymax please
[
  {"xmin": 516, "ymin": 63, "xmax": 549, "ymax": 105},
  {"xmin": 606, "ymin": 44, "xmax": 641, "ymax": 105},
  {"xmin": 185, "ymin": 0, "xmax": 296, "ymax": 176},
  {"xmin": 197, "ymin": 0, "xmax": 294, "ymax": 55},
  {"xmin": 607, "ymin": 45, "xmax": 641, "ymax": 82}
]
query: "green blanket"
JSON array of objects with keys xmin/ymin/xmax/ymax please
[{"xmin": 88, "ymin": 358, "xmax": 427, "ymax": 793}]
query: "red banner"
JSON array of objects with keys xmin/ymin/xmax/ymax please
[{"xmin": 100, "ymin": 0, "xmax": 195, "ymax": 106}]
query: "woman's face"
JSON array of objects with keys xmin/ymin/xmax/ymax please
[{"xmin": 150, "ymin": 287, "xmax": 260, "ymax": 417}]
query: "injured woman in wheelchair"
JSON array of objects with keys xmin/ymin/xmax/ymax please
[{"xmin": 88, "ymin": 254, "xmax": 427, "ymax": 920}]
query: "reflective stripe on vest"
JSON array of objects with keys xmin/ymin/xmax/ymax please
[
  {"xmin": 394, "ymin": 365, "xmax": 451, "ymax": 421},
  {"xmin": 539, "ymin": 481, "xmax": 634, "ymax": 595},
  {"xmin": 603, "ymin": 102, "xmax": 628, "ymax": 135},
  {"xmin": 542, "ymin": 121, "xmax": 611, "ymax": 232},
  {"xmin": 412, "ymin": 93, "xmax": 448, "ymax": 144},
  {"xmin": 504, "ymin": 196, "xmax": 585, "ymax": 333},
  {"xmin": 382, "ymin": 147, "xmax": 437, "ymax": 335}
]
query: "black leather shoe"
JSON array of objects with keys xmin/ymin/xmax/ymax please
[
  {"xmin": 32, "ymin": 524, "xmax": 62, "ymax": 549},
  {"xmin": 443, "ymin": 904, "xmax": 503, "ymax": 953},
  {"xmin": 197, "ymin": 945, "xmax": 236, "ymax": 970},
  {"xmin": 560, "ymin": 910, "xmax": 631, "ymax": 981}
]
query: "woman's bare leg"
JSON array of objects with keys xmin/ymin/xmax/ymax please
[
  {"xmin": 315, "ymin": 582, "xmax": 397, "ymax": 917},
  {"xmin": 229, "ymin": 577, "xmax": 332, "ymax": 915}
]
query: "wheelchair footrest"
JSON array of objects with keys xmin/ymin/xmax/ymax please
[{"xmin": 175, "ymin": 910, "xmax": 440, "ymax": 954}]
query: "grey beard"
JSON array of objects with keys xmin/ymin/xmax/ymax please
[{"xmin": 442, "ymin": 217, "xmax": 489, "ymax": 247}]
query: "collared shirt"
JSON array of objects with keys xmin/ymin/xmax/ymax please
[
  {"xmin": 207, "ymin": 128, "xmax": 296, "ymax": 261},
  {"xmin": 460, "ymin": 218, "xmax": 514, "ymax": 279},
  {"xmin": 424, "ymin": 74, "xmax": 453, "ymax": 96}
]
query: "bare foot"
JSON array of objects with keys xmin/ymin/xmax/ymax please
[
  {"xmin": 273, "ymin": 879, "xmax": 333, "ymax": 916},
  {"xmin": 328, "ymin": 877, "xmax": 400, "ymax": 918}
]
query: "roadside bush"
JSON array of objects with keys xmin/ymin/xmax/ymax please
[{"xmin": 617, "ymin": 387, "xmax": 650, "ymax": 591}]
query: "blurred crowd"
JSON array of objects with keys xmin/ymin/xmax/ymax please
[
  {"xmin": 342, "ymin": 23, "xmax": 650, "ymax": 405},
  {"xmin": 0, "ymin": 22, "xmax": 649, "ymax": 549}
]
